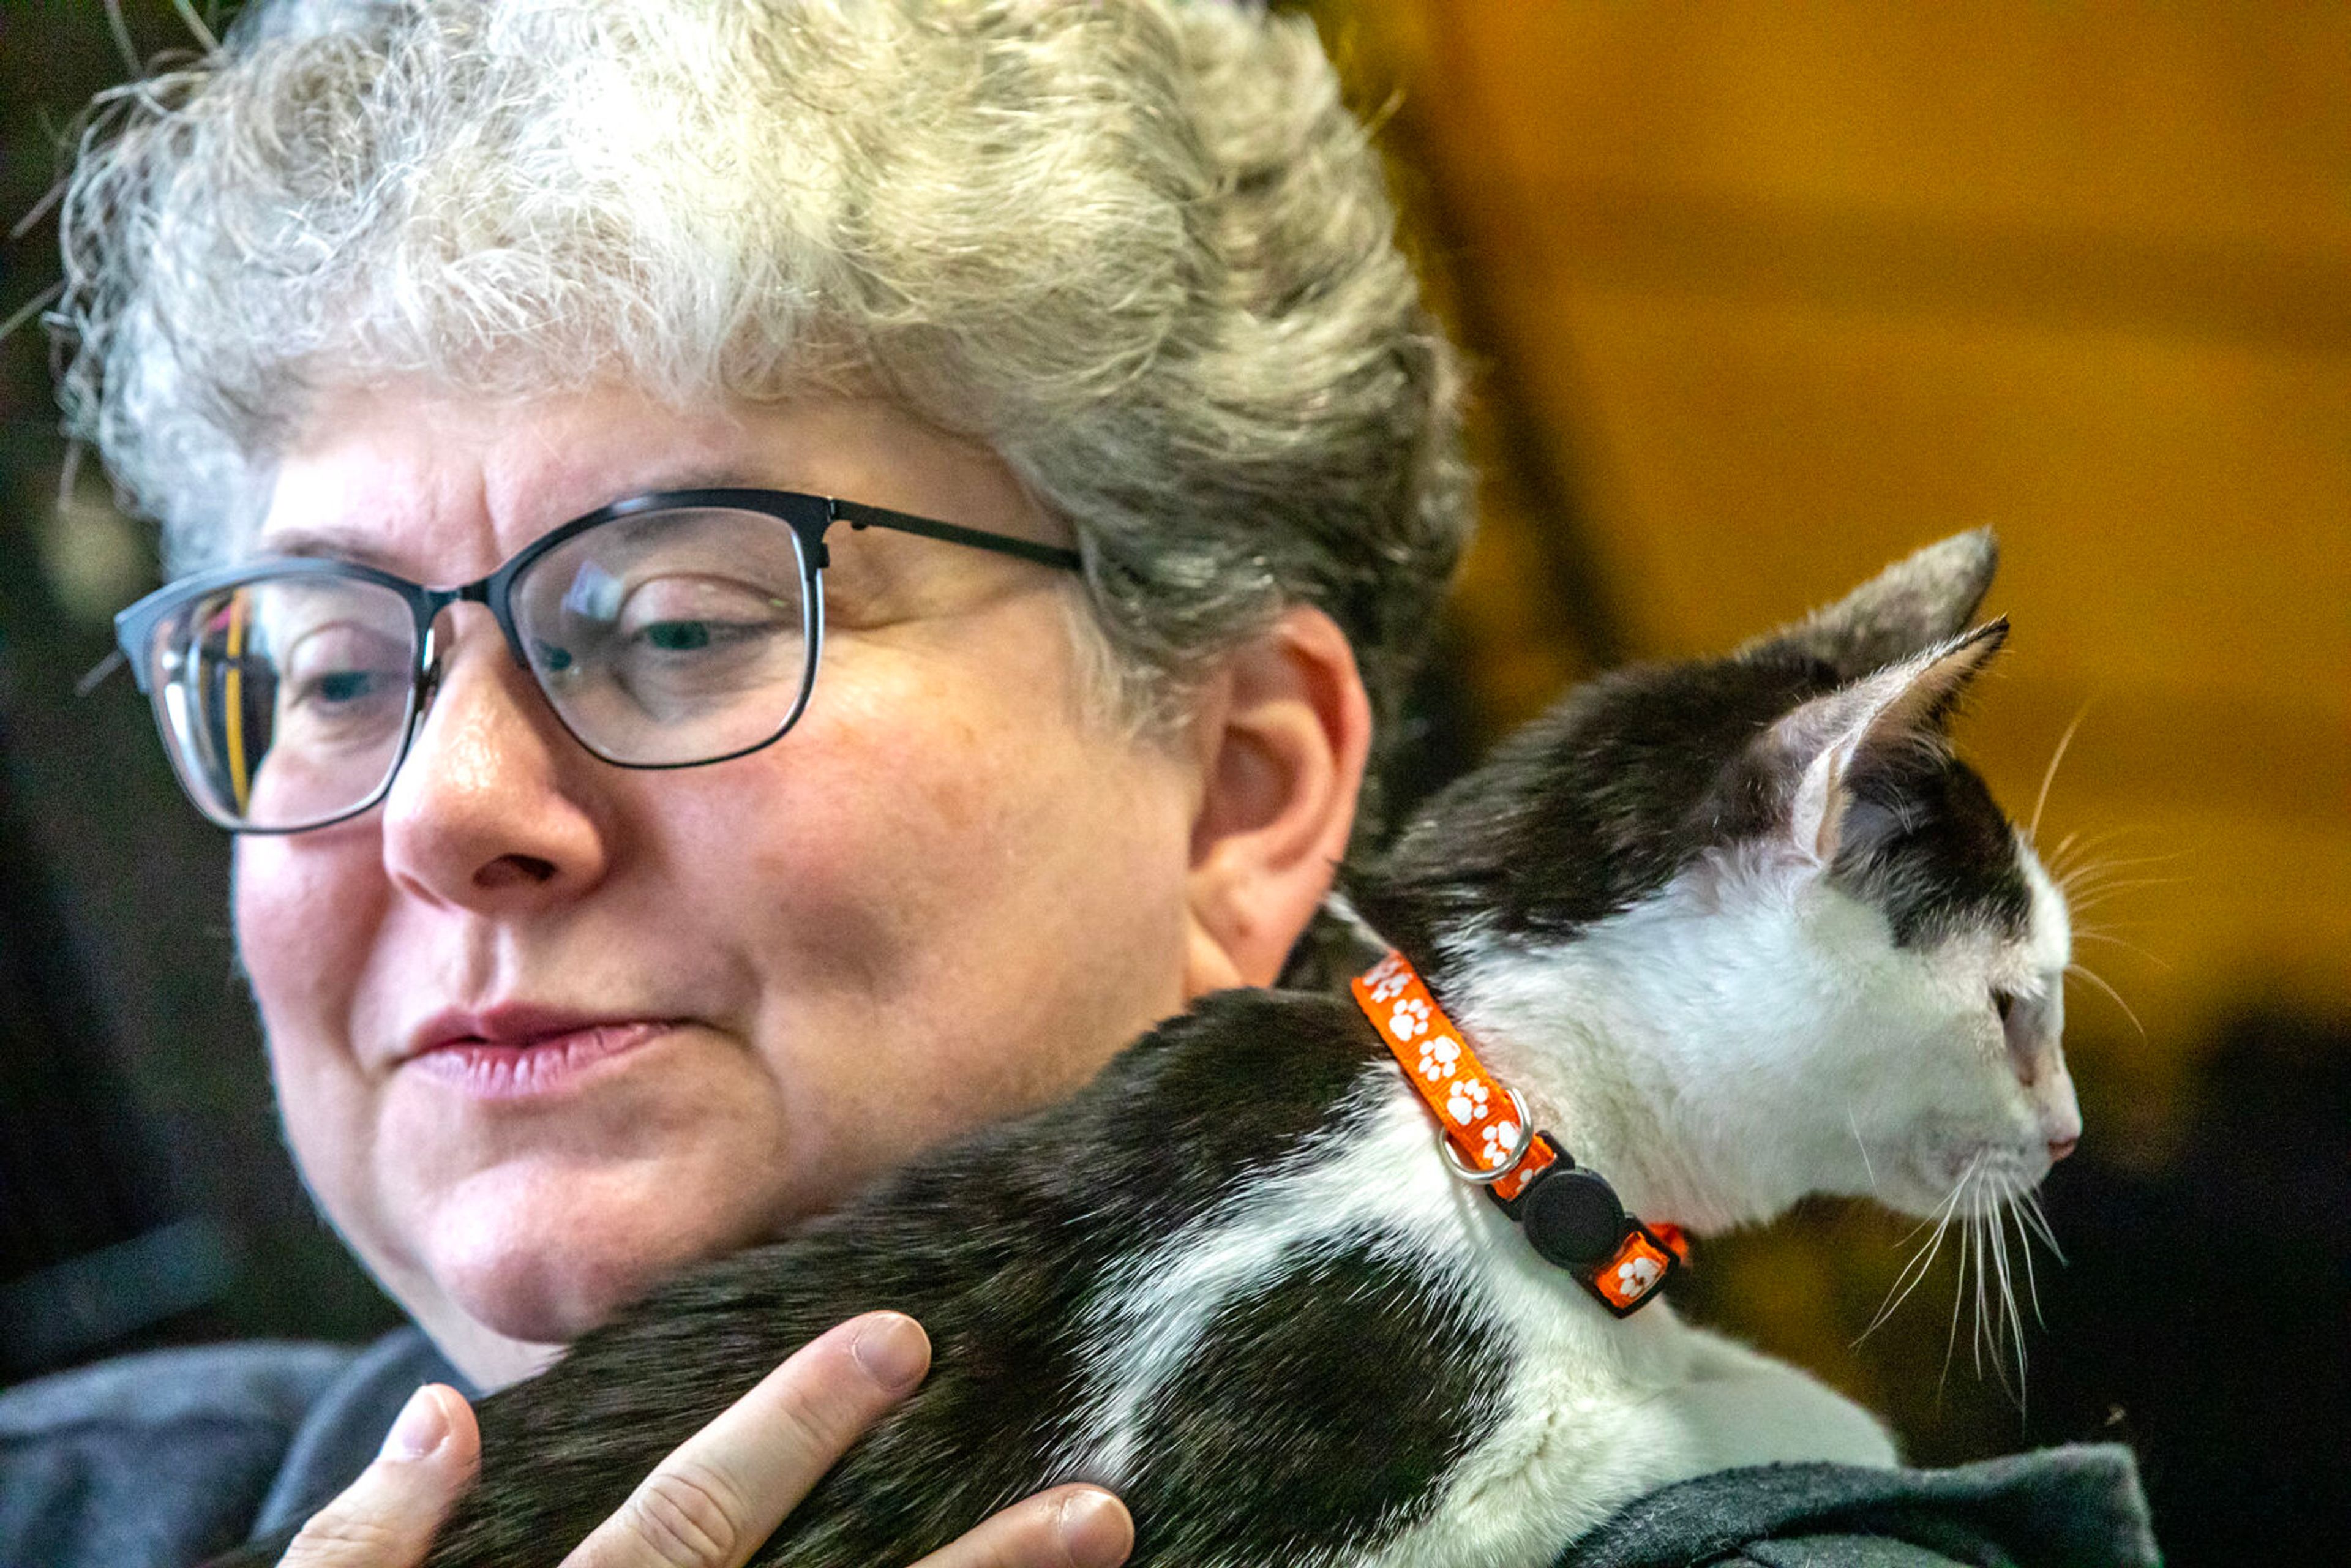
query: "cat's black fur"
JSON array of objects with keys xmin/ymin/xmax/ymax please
[
  {"xmin": 1353, "ymin": 542, "xmax": 2027, "ymax": 978},
  {"xmin": 403, "ymin": 988, "xmax": 1479, "ymax": 1565},
  {"xmin": 379, "ymin": 991, "xmax": 1507, "ymax": 1566},
  {"xmin": 217, "ymin": 531, "xmax": 2030, "ymax": 1568}
]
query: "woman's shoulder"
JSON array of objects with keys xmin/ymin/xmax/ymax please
[
  {"xmin": 0, "ymin": 1329, "xmax": 462, "ymax": 1568},
  {"xmin": 0, "ymin": 1338, "xmax": 363, "ymax": 1440},
  {"xmin": 1, "ymin": 1339, "xmax": 361, "ymax": 1567}
]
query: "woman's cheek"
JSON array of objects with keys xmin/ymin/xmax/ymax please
[
  {"xmin": 732, "ymin": 686, "xmax": 1016, "ymax": 913},
  {"xmin": 234, "ymin": 835, "xmax": 384, "ymax": 1056},
  {"xmin": 235, "ymin": 836, "xmax": 404, "ymax": 1221}
]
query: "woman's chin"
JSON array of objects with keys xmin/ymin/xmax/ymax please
[
  {"xmin": 437, "ymin": 1253, "xmax": 648, "ymax": 1347},
  {"xmin": 412, "ymin": 1175, "xmax": 770, "ymax": 1349}
]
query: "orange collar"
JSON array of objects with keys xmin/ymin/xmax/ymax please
[{"xmin": 1352, "ymin": 950, "xmax": 1689, "ymax": 1317}]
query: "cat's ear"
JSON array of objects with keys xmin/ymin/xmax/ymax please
[
  {"xmin": 1742, "ymin": 530, "xmax": 1999, "ymax": 679},
  {"xmin": 1770, "ymin": 618, "xmax": 2008, "ymax": 863}
]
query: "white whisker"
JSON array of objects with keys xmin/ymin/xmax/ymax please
[
  {"xmin": 2044, "ymin": 826, "xmax": 2147, "ymax": 883},
  {"xmin": 2062, "ymin": 873, "xmax": 2186, "ymax": 906},
  {"xmin": 2046, "ymin": 829, "xmax": 2085, "ymax": 874},
  {"xmin": 2071, "ymin": 931, "xmax": 2171, "ymax": 969},
  {"xmin": 1847, "ymin": 1107, "xmax": 1877, "ymax": 1191},
  {"xmin": 2062, "ymin": 847, "xmax": 2188, "ymax": 876},
  {"xmin": 1970, "ymin": 1203, "xmax": 1992, "ymax": 1380},
  {"xmin": 2067, "ymin": 962, "xmax": 2147, "ymax": 1040},
  {"xmin": 2069, "ymin": 916, "xmax": 2160, "ymax": 936},
  {"xmin": 1859, "ymin": 1212, "xmax": 1949, "ymax": 1343},
  {"xmin": 1937, "ymin": 1159, "xmax": 1984, "ymax": 1396},
  {"xmin": 1938, "ymin": 1217, "xmax": 1964, "ymax": 1397},
  {"xmin": 2020, "ymin": 1189, "xmax": 2066, "ymax": 1262},
  {"xmin": 1892, "ymin": 1212, "xmax": 1931, "ymax": 1248},
  {"xmin": 1991, "ymin": 1194, "xmax": 2025, "ymax": 1406},
  {"xmin": 1858, "ymin": 1161, "xmax": 1970, "ymax": 1344},
  {"xmin": 2028, "ymin": 701, "xmax": 2093, "ymax": 845},
  {"xmin": 2013, "ymin": 1195, "xmax": 2047, "ymax": 1327}
]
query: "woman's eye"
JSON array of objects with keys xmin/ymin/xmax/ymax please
[
  {"xmin": 309, "ymin": 669, "xmax": 383, "ymax": 704},
  {"xmin": 289, "ymin": 662, "xmax": 400, "ymax": 715},
  {"xmin": 616, "ymin": 577, "xmax": 791, "ymax": 656},
  {"xmin": 639, "ymin": 619, "xmax": 714, "ymax": 652},
  {"xmin": 280, "ymin": 627, "xmax": 407, "ymax": 717}
]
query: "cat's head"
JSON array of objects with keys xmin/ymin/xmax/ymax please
[{"xmin": 1351, "ymin": 531, "xmax": 2079, "ymax": 1231}]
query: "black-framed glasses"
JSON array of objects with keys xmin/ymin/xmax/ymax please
[{"xmin": 112, "ymin": 488, "xmax": 1083, "ymax": 833}]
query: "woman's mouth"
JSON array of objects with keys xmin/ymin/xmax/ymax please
[{"xmin": 405, "ymin": 1018, "xmax": 678, "ymax": 1100}]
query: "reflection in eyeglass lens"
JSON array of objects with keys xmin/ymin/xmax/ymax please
[{"xmin": 178, "ymin": 579, "xmax": 415, "ymax": 827}]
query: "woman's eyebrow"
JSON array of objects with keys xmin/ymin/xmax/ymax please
[
  {"xmin": 253, "ymin": 472, "xmax": 767, "ymax": 569},
  {"xmin": 628, "ymin": 465, "xmax": 753, "ymax": 492},
  {"xmin": 253, "ymin": 528, "xmax": 407, "ymax": 570}
]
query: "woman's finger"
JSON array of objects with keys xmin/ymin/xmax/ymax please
[
  {"xmin": 908, "ymin": 1485, "xmax": 1133, "ymax": 1568},
  {"xmin": 560, "ymin": 1311, "xmax": 933, "ymax": 1568},
  {"xmin": 276, "ymin": 1384, "xmax": 481, "ymax": 1567}
]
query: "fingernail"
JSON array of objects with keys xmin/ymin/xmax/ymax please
[
  {"xmin": 851, "ymin": 1313, "xmax": 929, "ymax": 1394},
  {"xmin": 1057, "ymin": 1489, "xmax": 1132, "ymax": 1568},
  {"xmin": 381, "ymin": 1385, "xmax": 450, "ymax": 1462}
]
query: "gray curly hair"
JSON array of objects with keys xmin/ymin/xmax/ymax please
[{"xmin": 53, "ymin": 0, "xmax": 1471, "ymax": 734}]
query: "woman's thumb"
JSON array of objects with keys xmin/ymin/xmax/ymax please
[{"xmin": 276, "ymin": 1383, "xmax": 481, "ymax": 1567}]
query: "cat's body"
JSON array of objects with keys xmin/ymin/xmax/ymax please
[
  {"xmin": 225, "ymin": 531, "xmax": 2082, "ymax": 1568},
  {"xmin": 440, "ymin": 988, "xmax": 1898, "ymax": 1568}
]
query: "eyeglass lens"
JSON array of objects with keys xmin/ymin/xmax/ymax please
[
  {"xmin": 140, "ymin": 506, "xmax": 814, "ymax": 830},
  {"xmin": 516, "ymin": 506, "xmax": 812, "ymax": 767}
]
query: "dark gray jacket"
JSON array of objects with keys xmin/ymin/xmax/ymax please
[
  {"xmin": 0, "ymin": 1331, "xmax": 2158, "ymax": 1568},
  {"xmin": 1, "ymin": 1332, "xmax": 465, "ymax": 1567}
]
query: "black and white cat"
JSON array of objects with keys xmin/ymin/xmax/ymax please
[{"xmin": 234, "ymin": 530, "xmax": 2082, "ymax": 1568}]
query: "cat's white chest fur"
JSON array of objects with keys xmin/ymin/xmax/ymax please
[
  {"xmin": 1063, "ymin": 1075, "xmax": 1894, "ymax": 1568},
  {"xmin": 1374, "ymin": 1196, "xmax": 1895, "ymax": 1568}
]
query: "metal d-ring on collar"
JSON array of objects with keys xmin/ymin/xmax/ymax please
[{"xmin": 1436, "ymin": 1085, "xmax": 1534, "ymax": 1184}]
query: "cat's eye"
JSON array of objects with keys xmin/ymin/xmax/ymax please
[{"xmin": 1992, "ymin": 989, "xmax": 2017, "ymax": 1024}]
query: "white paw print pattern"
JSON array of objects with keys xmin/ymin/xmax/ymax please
[
  {"xmin": 1365, "ymin": 960, "xmax": 1412, "ymax": 1004},
  {"xmin": 1479, "ymin": 1119, "xmax": 1522, "ymax": 1167},
  {"xmin": 1415, "ymin": 1034, "xmax": 1460, "ymax": 1082},
  {"xmin": 1445, "ymin": 1077, "xmax": 1489, "ymax": 1126},
  {"xmin": 1613, "ymin": 1255, "xmax": 1663, "ymax": 1298},
  {"xmin": 1388, "ymin": 997, "xmax": 1431, "ymax": 1041}
]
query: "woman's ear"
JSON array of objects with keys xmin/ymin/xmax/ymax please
[{"xmin": 1182, "ymin": 605, "xmax": 1371, "ymax": 996}]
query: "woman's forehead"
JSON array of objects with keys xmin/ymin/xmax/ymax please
[
  {"xmin": 258, "ymin": 384, "xmax": 1058, "ymax": 575},
  {"xmin": 265, "ymin": 387, "xmax": 762, "ymax": 549}
]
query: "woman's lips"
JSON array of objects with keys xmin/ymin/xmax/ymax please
[{"xmin": 405, "ymin": 1021, "xmax": 675, "ymax": 1100}]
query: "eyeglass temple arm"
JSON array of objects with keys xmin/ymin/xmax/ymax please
[
  {"xmin": 830, "ymin": 498, "xmax": 1083, "ymax": 572},
  {"xmin": 77, "ymin": 648, "xmax": 128, "ymax": 697}
]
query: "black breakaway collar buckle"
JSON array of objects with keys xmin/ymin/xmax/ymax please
[{"xmin": 1484, "ymin": 1136, "xmax": 1688, "ymax": 1318}]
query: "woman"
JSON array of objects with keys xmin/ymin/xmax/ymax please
[
  {"xmin": 17, "ymin": 2, "xmax": 1456, "ymax": 1564},
  {"xmin": 7, "ymin": 3, "xmax": 2156, "ymax": 1566}
]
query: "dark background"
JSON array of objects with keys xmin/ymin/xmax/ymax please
[{"xmin": 2, "ymin": 4, "xmax": 2344, "ymax": 1562}]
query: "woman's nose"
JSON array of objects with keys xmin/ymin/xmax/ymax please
[{"xmin": 378, "ymin": 615, "xmax": 610, "ymax": 905}]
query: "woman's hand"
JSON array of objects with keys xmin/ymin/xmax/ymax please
[{"xmin": 274, "ymin": 1313, "xmax": 1133, "ymax": 1568}]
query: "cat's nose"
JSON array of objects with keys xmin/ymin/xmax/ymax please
[{"xmin": 2047, "ymin": 1135, "xmax": 2079, "ymax": 1163}]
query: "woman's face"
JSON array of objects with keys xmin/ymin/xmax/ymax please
[{"xmin": 238, "ymin": 386, "xmax": 1207, "ymax": 1384}]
